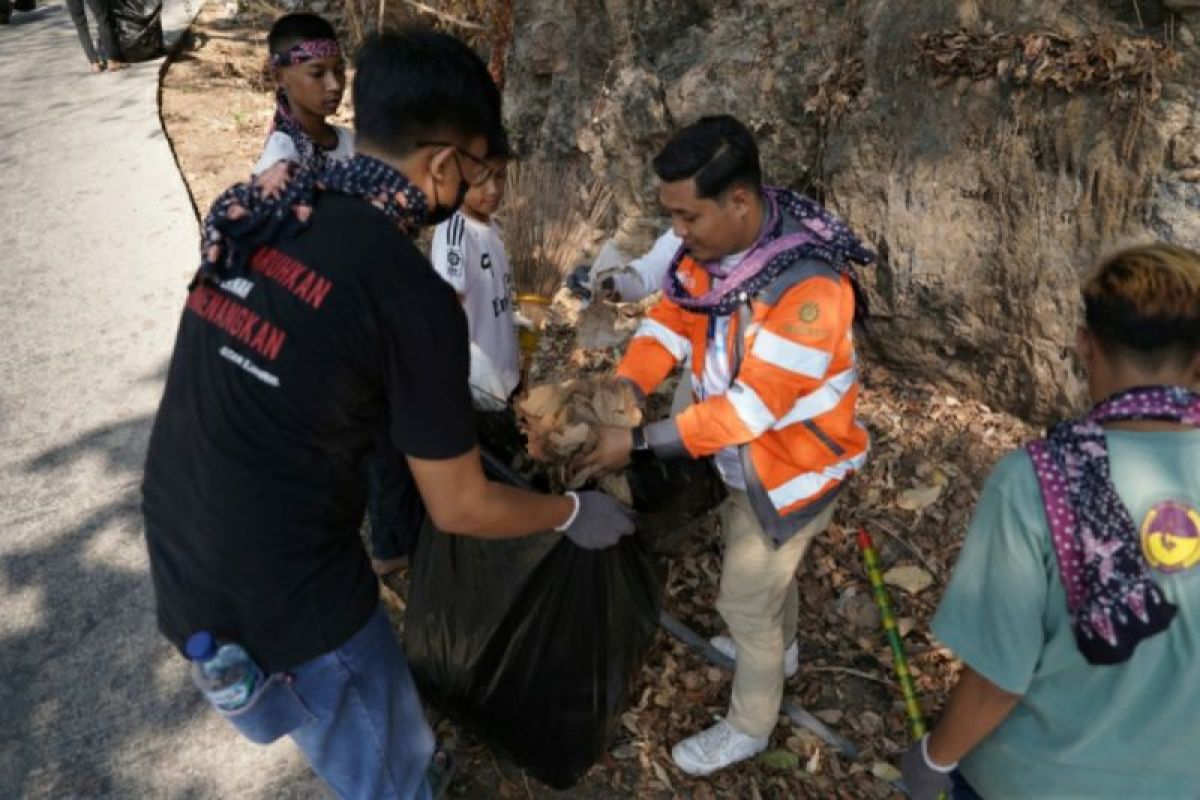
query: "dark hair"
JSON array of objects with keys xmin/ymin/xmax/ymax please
[
  {"xmin": 353, "ymin": 27, "xmax": 502, "ymax": 159},
  {"xmin": 1083, "ymin": 243, "xmax": 1200, "ymax": 369},
  {"xmin": 267, "ymin": 13, "xmax": 338, "ymax": 55},
  {"xmin": 652, "ymin": 115, "xmax": 762, "ymax": 199},
  {"xmin": 487, "ymin": 127, "xmax": 513, "ymax": 161}
]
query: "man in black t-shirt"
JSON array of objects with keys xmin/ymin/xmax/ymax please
[{"xmin": 142, "ymin": 29, "xmax": 633, "ymax": 799}]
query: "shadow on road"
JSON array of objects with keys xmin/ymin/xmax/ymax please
[{"xmin": 0, "ymin": 408, "xmax": 220, "ymax": 797}]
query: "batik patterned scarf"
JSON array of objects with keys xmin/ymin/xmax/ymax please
[
  {"xmin": 267, "ymin": 38, "xmax": 342, "ymax": 171},
  {"xmin": 195, "ymin": 154, "xmax": 428, "ymax": 285},
  {"xmin": 1027, "ymin": 385, "xmax": 1200, "ymax": 664},
  {"xmin": 662, "ymin": 188, "xmax": 875, "ymax": 321}
]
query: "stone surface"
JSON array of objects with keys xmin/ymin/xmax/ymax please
[{"xmin": 504, "ymin": 0, "xmax": 1200, "ymax": 420}]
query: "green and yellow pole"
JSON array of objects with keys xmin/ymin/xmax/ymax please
[{"xmin": 858, "ymin": 528, "xmax": 944, "ymax": 798}]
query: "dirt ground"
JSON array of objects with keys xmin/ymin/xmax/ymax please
[{"xmin": 159, "ymin": 5, "xmax": 1038, "ymax": 797}]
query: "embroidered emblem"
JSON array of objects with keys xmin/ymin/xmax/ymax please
[
  {"xmin": 1141, "ymin": 500, "xmax": 1200, "ymax": 574},
  {"xmin": 799, "ymin": 302, "xmax": 820, "ymax": 323}
]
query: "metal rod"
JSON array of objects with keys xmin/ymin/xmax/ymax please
[{"xmin": 658, "ymin": 610, "xmax": 861, "ymax": 760}]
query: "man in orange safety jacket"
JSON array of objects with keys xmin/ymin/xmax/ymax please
[{"xmin": 582, "ymin": 115, "xmax": 874, "ymax": 776}]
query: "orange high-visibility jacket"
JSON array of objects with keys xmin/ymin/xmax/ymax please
[{"xmin": 617, "ymin": 253, "xmax": 868, "ymax": 543}]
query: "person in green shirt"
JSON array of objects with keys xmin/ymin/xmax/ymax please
[{"xmin": 902, "ymin": 242, "xmax": 1200, "ymax": 799}]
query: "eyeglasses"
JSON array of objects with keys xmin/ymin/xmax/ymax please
[{"xmin": 418, "ymin": 141, "xmax": 494, "ymax": 187}]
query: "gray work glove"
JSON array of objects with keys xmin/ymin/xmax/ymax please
[
  {"xmin": 900, "ymin": 736, "xmax": 955, "ymax": 800},
  {"xmin": 565, "ymin": 264, "xmax": 592, "ymax": 300},
  {"xmin": 558, "ymin": 491, "xmax": 636, "ymax": 550}
]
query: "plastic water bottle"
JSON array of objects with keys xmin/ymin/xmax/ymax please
[{"xmin": 186, "ymin": 631, "xmax": 263, "ymax": 712}]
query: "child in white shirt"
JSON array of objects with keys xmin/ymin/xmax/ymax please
[
  {"xmin": 253, "ymin": 13, "xmax": 352, "ymax": 176},
  {"xmin": 431, "ymin": 141, "xmax": 519, "ymax": 411}
]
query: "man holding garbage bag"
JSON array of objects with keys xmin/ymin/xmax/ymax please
[
  {"xmin": 581, "ymin": 115, "xmax": 874, "ymax": 776},
  {"xmin": 142, "ymin": 29, "xmax": 634, "ymax": 800}
]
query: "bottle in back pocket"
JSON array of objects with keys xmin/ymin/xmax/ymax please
[{"xmin": 186, "ymin": 631, "xmax": 263, "ymax": 712}]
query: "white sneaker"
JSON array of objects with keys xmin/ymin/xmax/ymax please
[
  {"xmin": 671, "ymin": 718, "xmax": 769, "ymax": 776},
  {"xmin": 710, "ymin": 635, "xmax": 800, "ymax": 678}
]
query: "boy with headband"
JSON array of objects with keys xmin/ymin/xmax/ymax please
[{"xmin": 254, "ymin": 13, "xmax": 352, "ymax": 176}]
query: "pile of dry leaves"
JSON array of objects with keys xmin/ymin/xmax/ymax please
[
  {"xmin": 516, "ymin": 377, "xmax": 642, "ymax": 501},
  {"xmin": 430, "ymin": 307, "xmax": 1039, "ymax": 798},
  {"xmin": 915, "ymin": 29, "xmax": 1180, "ymax": 103},
  {"xmin": 805, "ymin": 57, "xmax": 867, "ymax": 124}
]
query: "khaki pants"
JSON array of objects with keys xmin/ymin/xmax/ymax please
[{"xmin": 716, "ymin": 490, "xmax": 835, "ymax": 737}]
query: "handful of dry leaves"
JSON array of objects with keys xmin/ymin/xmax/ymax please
[{"xmin": 516, "ymin": 377, "xmax": 642, "ymax": 502}]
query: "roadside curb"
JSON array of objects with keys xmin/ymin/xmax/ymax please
[{"xmin": 157, "ymin": 0, "xmax": 209, "ymax": 222}]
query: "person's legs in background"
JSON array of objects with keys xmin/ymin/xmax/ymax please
[
  {"xmin": 84, "ymin": 0, "xmax": 124, "ymax": 69},
  {"xmin": 63, "ymin": 0, "xmax": 103, "ymax": 70}
]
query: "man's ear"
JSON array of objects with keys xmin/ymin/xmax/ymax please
[
  {"xmin": 428, "ymin": 147, "xmax": 455, "ymax": 183},
  {"xmin": 726, "ymin": 185, "xmax": 754, "ymax": 217}
]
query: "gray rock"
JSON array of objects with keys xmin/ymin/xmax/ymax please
[{"xmin": 503, "ymin": 0, "xmax": 1200, "ymax": 420}]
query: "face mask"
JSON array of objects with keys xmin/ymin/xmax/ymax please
[{"xmin": 425, "ymin": 176, "xmax": 470, "ymax": 227}]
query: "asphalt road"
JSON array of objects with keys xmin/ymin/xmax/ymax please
[{"xmin": 0, "ymin": 4, "xmax": 326, "ymax": 796}]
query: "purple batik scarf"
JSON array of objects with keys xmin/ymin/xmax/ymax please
[
  {"xmin": 195, "ymin": 154, "xmax": 427, "ymax": 285},
  {"xmin": 661, "ymin": 188, "xmax": 875, "ymax": 322},
  {"xmin": 1027, "ymin": 385, "xmax": 1200, "ymax": 664}
]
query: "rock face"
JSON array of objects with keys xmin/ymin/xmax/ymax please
[{"xmin": 503, "ymin": 0, "xmax": 1200, "ymax": 421}]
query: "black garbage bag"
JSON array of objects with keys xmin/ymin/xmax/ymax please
[
  {"xmin": 627, "ymin": 455, "xmax": 726, "ymax": 551},
  {"xmin": 404, "ymin": 409, "xmax": 725, "ymax": 787},
  {"xmin": 404, "ymin": 521, "xmax": 663, "ymax": 789},
  {"xmin": 111, "ymin": 0, "xmax": 163, "ymax": 62}
]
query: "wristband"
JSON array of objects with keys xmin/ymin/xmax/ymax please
[
  {"xmin": 554, "ymin": 491, "xmax": 582, "ymax": 532},
  {"xmin": 631, "ymin": 425, "xmax": 649, "ymax": 452},
  {"xmin": 920, "ymin": 734, "xmax": 958, "ymax": 773}
]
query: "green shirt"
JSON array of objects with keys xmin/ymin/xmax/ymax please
[{"xmin": 932, "ymin": 429, "xmax": 1200, "ymax": 799}]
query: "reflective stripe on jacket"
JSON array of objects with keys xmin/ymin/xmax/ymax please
[{"xmin": 617, "ymin": 253, "xmax": 868, "ymax": 543}]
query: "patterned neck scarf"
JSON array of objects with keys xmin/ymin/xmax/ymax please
[
  {"xmin": 195, "ymin": 154, "xmax": 428, "ymax": 284},
  {"xmin": 662, "ymin": 188, "xmax": 874, "ymax": 320},
  {"xmin": 268, "ymin": 39, "xmax": 342, "ymax": 172},
  {"xmin": 1027, "ymin": 385, "xmax": 1200, "ymax": 664}
]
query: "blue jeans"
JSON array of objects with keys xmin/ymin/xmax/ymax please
[{"xmin": 211, "ymin": 606, "xmax": 433, "ymax": 800}]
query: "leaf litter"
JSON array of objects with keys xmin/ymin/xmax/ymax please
[{"xmin": 456, "ymin": 318, "xmax": 1039, "ymax": 797}]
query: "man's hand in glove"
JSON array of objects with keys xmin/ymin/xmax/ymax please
[
  {"xmin": 557, "ymin": 491, "xmax": 636, "ymax": 549},
  {"xmin": 565, "ymin": 264, "xmax": 592, "ymax": 300},
  {"xmin": 900, "ymin": 735, "xmax": 955, "ymax": 800}
]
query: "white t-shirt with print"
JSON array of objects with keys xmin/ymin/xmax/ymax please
[
  {"xmin": 431, "ymin": 211, "xmax": 520, "ymax": 410},
  {"xmin": 252, "ymin": 125, "xmax": 355, "ymax": 176}
]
